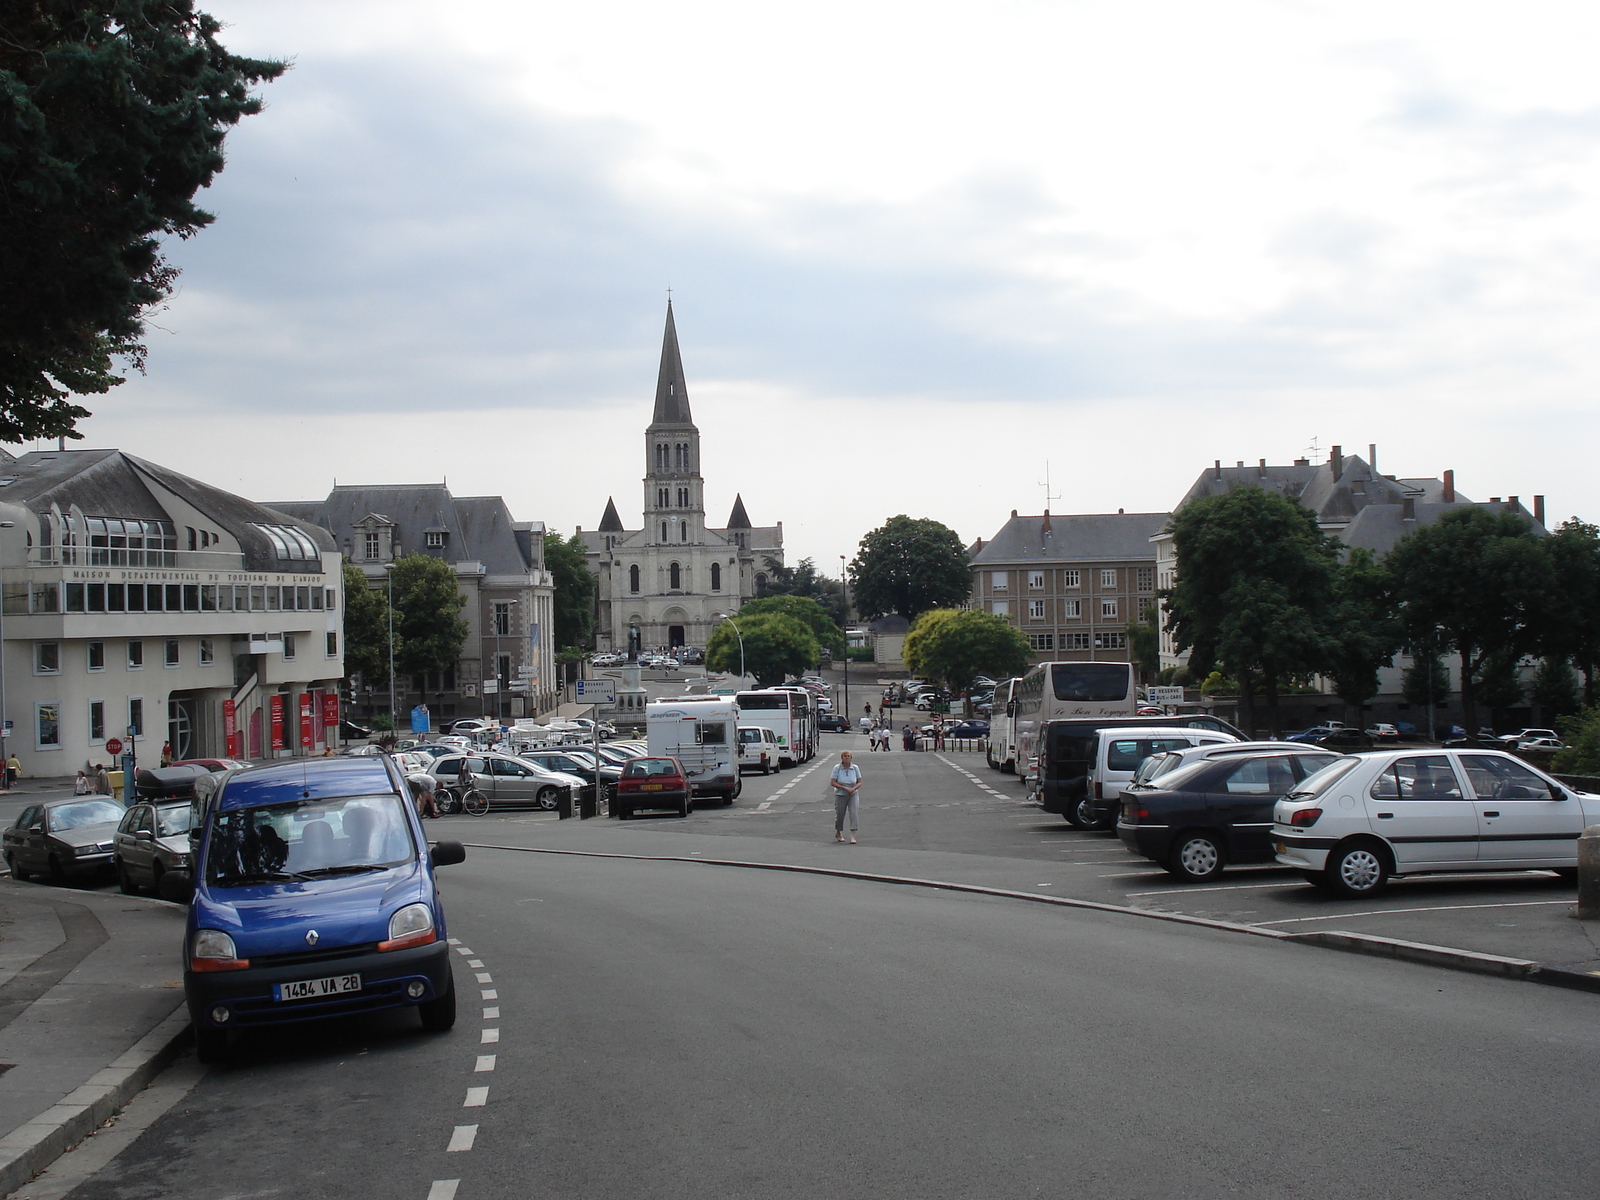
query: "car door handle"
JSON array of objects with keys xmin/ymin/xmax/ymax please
[
  {"xmin": 1376, "ymin": 812, "xmax": 1394, "ymax": 819},
  {"xmin": 1481, "ymin": 811, "xmax": 1499, "ymax": 818}
]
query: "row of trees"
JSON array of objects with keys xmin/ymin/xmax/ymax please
[
  {"xmin": 342, "ymin": 558, "xmax": 469, "ymax": 708},
  {"xmin": 1164, "ymin": 489, "xmax": 1600, "ymax": 735}
]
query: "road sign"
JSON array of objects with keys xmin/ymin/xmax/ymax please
[
  {"xmin": 1145, "ymin": 686, "xmax": 1185, "ymax": 705},
  {"xmin": 574, "ymin": 678, "xmax": 616, "ymax": 704},
  {"xmin": 480, "ymin": 680, "xmax": 498, "ymax": 695},
  {"xmin": 106, "ymin": 738, "xmax": 124, "ymax": 755}
]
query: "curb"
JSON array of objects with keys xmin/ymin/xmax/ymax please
[
  {"xmin": 462, "ymin": 842, "xmax": 1599, "ymax": 996},
  {"xmin": 0, "ymin": 1005, "xmax": 190, "ymax": 1198}
]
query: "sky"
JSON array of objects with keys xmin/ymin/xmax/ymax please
[{"xmin": 46, "ymin": 0, "xmax": 1600, "ymax": 570}]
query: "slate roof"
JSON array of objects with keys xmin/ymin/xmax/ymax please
[
  {"xmin": 1173, "ymin": 453, "xmax": 1464, "ymax": 528},
  {"xmin": 270, "ymin": 484, "xmax": 535, "ymax": 575},
  {"xmin": 1342, "ymin": 500, "xmax": 1546, "ymax": 557},
  {"xmin": 650, "ymin": 300, "xmax": 693, "ymax": 428},
  {"xmin": 0, "ymin": 449, "xmax": 334, "ymax": 572},
  {"xmin": 598, "ymin": 497, "xmax": 625, "ymax": 532},
  {"xmin": 970, "ymin": 512, "xmax": 1169, "ymax": 565},
  {"xmin": 725, "ymin": 494, "xmax": 751, "ymax": 529}
]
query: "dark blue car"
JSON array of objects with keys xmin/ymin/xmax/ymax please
[{"xmin": 182, "ymin": 757, "xmax": 465, "ymax": 1061}]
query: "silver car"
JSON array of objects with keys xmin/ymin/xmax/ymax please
[
  {"xmin": 432, "ymin": 752, "xmax": 587, "ymax": 811},
  {"xmin": 114, "ymin": 800, "xmax": 194, "ymax": 895}
]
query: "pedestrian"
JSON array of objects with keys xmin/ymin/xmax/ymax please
[
  {"xmin": 95, "ymin": 763, "xmax": 111, "ymax": 795},
  {"xmin": 902, "ymin": 725, "xmax": 915, "ymax": 751},
  {"xmin": 934, "ymin": 722, "xmax": 945, "ymax": 751},
  {"xmin": 878, "ymin": 726, "xmax": 892, "ymax": 753},
  {"xmin": 408, "ymin": 773, "xmax": 441, "ymax": 819},
  {"xmin": 160, "ymin": 742, "xmax": 173, "ymax": 767},
  {"xmin": 73, "ymin": 770, "xmax": 91, "ymax": 795},
  {"xmin": 830, "ymin": 750, "xmax": 862, "ymax": 843},
  {"xmin": 864, "ymin": 704, "xmax": 872, "ymax": 720},
  {"xmin": 4, "ymin": 753, "xmax": 19, "ymax": 789}
]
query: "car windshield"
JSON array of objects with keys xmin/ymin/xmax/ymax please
[
  {"xmin": 624, "ymin": 759, "xmax": 679, "ymax": 777},
  {"xmin": 206, "ymin": 794, "xmax": 416, "ymax": 886},
  {"xmin": 49, "ymin": 800, "xmax": 124, "ymax": 831},
  {"xmin": 155, "ymin": 804, "xmax": 193, "ymax": 837},
  {"xmin": 1283, "ymin": 756, "xmax": 1363, "ymax": 800},
  {"xmin": 1143, "ymin": 759, "xmax": 1216, "ymax": 792}
]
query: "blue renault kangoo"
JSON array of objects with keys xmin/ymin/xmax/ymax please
[{"xmin": 182, "ymin": 756, "xmax": 466, "ymax": 1061}]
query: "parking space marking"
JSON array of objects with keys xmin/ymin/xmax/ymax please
[
  {"xmin": 481, "ymin": 1028, "xmax": 499, "ymax": 1043},
  {"xmin": 466, "ymin": 959, "xmax": 484, "ymax": 968},
  {"xmin": 427, "ymin": 1181, "xmax": 460, "ymax": 1200},
  {"xmin": 1256, "ymin": 899, "xmax": 1573, "ymax": 926},
  {"xmin": 464, "ymin": 1087, "xmax": 488, "ymax": 1107},
  {"xmin": 483, "ymin": 1006, "xmax": 499, "ymax": 1019},
  {"xmin": 474, "ymin": 972, "xmax": 492, "ymax": 983},
  {"xmin": 475, "ymin": 1054, "xmax": 496, "ymax": 1072},
  {"xmin": 453, "ymin": 946, "xmax": 473, "ymax": 955},
  {"xmin": 447, "ymin": 1125, "xmax": 478, "ymax": 1152},
  {"xmin": 1127, "ymin": 881, "xmax": 1298, "ymax": 896}
]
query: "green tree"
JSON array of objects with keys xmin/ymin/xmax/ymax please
[
  {"xmin": 850, "ymin": 516, "xmax": 971, "ymax": 622},
  {"xmin": 1532, "ymin": 657, "xmax": 1581, "ymax": 723},
  {"xmin": 1162, "ymin": 488, "xmax": 1339, "ymax": 735},
  {"xmin": 546, "ymin": 533, "xmax": 596, "ymax": 651},
  {"xmin": 903, "ymin": 608, "xmax": 1031, "ymax": 694},
  {"xmin": 1, "ymin": 3, "xmax": 285, "ymax": 440},
  {"xmin": 706, "ymin": 612, "xmax": 818, "ymax": 687},
  {"xmin": 1472, "ymin": 652, "xmax": 1525, "ymax": 732},
  {"xmin": 341, "ymin": 561, "xmax": 392, "ymax": 691},
  {"xmin": 389, "ymin": 553, "xmax": 469, "ymax": 690},
  {"xmin": 1400, "ymin": 650, "xmax": 1450, "ymax": 709},
  {"xmin": 1387, "ymin": 507, "xmax": 1555, "ymax": 736},
  {"xmin": 739, "ymin": 595, "xmax": 844, "ymax": 656},
  {"xmin": 1325, "ymin": 547, "xmax": 1401, "ymax": 719},
  {"xmin": 755, "ymin": 556, "xmax": 846, "ymax": 626},
  {"xmin": 1552, "ymin": 706, "xmax": 1600, "ymax": 775},
  {"xmin": 1127, "ymin": 603, "xmax": 1161, "ymax": 684},
  {"xmin": 1544, "ymin": 519, "xmax": 1600, "ymax": 702}
]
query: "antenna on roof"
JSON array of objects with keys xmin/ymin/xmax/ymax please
[
  {"xmin": 1303, "ymin": 435, "xmax": 1321, "ymax": 460},
  {"xmin": 1037, "ymin": 462, "xmax": 1060, "ymax": 512}
]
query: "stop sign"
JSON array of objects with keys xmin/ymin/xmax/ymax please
[{"xmin": 105, "ymin": 738, "xmax": 124, "ymax": 756}]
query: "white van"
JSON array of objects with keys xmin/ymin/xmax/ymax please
[
  {"xmin": 646, "ymin": 696, "xmax": 742, "ymax": 803},
  {"xmin": 1079, "ymin": 726, "xmax": 1239, "ymax": 829},
  {"xmin": 737, "ymin": 726, "xmax": 780, "ymax": 775}
]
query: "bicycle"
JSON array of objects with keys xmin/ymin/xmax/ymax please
[{"xmin": 460, "ymin": 787, "xmax": 489, "ymax": 816}]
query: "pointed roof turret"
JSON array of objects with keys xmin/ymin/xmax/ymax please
[
  {"xmin": 651, "ymin": 299, "xmax": 693, "ymax": 426},
  {"xmin": 598, "ymin": 496, "xmax": 624, "ymax": 532},
  {"xmin": 726, "ymin": 493, "xmax": 751, "ymax": 529}
]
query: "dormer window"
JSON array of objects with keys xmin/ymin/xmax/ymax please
[
  {"xmin": 364, "ymin": 531, "xmax": 380, "ymax": 559},
  {"xmin": 425, "ymin": 531, "xmax": 446, "ymax": 548}
]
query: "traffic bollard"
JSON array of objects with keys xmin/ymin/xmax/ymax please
[
  {"xmin": 1577, "ymin": 824, "xmax": 1600, "ymax": 919},
  {"xmin": 557, "ymin": 788, "xmax": 574, "ymax": 820}
]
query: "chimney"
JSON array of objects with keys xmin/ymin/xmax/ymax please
[
  {"xmin": 1236, "ymin": 461, "xmax": 1244, "ymax": 468},
  {"xmin": 1330, "ymin": 445, "xmax": 1343, "ymax": 478},
  {"xmin": 1042, "ymin": 510, "xmax": 1051, "ymax": 535},
  {"xmin": 1509, "ymin": 495, "xmax": 1520, "ymax": 513},
  {"xmin": 1535, "ymin": 495, "xmax": 1546, "ymax": 525},
  {"xmin": 1443, "ymin": 469, "xmax": 1455, "ymax": 503},
  {"xmin": 1490, "ymin": 497, "xmax": 1501, "ymax": 505},
  {"xmin": 1010, "ymin": 509, "xmax": 1017, "ymax": 518},
  {"xmin": 1402, "ymin": 497, "xmax": 1415, "ymax": 521},
  {"xmin": 1258, "ymin": 458, "xmax": 1266, "ymax": 476},
  {"xmin": 1294, "ymin": 457, "xmax": 1309, "ymax": 467},
  {"xmin": 1214, "ymin": 459, "xmax": 1222, "ymax": 480},
  {"xmin": 1369, "ymin": 443, "xmax": 1377, "ymax": 473},
  {"xmin": 1118, "ymin": 508, "xmax": 1124, "ymax": 515}
]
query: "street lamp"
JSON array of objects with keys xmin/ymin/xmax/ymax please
[
  {"xmin": 839, "ymin": 555, "xmax": 850, "ymax": 721},
  {"xmin": 384, "ymin": 563, "xmax": 397, "ymax": 731},
  {"xmin": 712, "ymin": 612, "xmax": 744, "ymax": 683}
]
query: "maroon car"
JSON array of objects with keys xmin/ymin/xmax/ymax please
[{"xmin": 614, "ymin": 757, "xmax": 690, "ymax": 819}]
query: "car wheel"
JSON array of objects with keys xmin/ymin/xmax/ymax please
[
  {"xmin": 534, "ymin": 787, "xmax": 559, "ymax": 811},
  {"xmin": 678, "ymin": 796, "xmax": 690, "ymax": 817},
  {"xmin": 1165, "ymin": 833, "xmax": 1225, "ymax": 882},
  {"xmin": 1324, "ymin": 841, "xmax": 1389, "ymax": 898},
  {"xmin": 418, "ymin": 966, "xmax": 457, "ymax": 1032},
  {"xmin": 150, "ymin": 863, "xmax": 165, "ymax": 899},
  {"xmin": 47, "ymin": 855, "xmax": 65, "ymax": 885},
  {"xmin": 1073, "ymin": 796, "xmax": 1112, "ymax": 832},
  {"xmin": 194, "ymin": 1027, "xmax": 231, "ymax": 1064},
  {"xmin": 118, "ymin": 860, "xmax": 140, "ymax": 895},
  {"xmin": 986, "ymin": 747, "xmax": 997, "ymax": 770},
  {"xmin": 731, "ymin": 777, "xmax": 742, "ymax": 801},
  {"xmin": 6, "ymin": 852, "xmax": 28, "ymax": 882},
  {"xmin": 762, "ymin": 759, "xmax": 772, "ymax": 776}
]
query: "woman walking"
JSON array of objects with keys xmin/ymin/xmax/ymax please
[{"xmin": 830, "ymin": 750, "xmax": 863, "ymax": 843}]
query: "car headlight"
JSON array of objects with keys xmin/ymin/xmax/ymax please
[
  {"xmin": 190, "ymin": 928, "xmax": 250, "ymax": 972},
  {"xmin": 75, "ymin": 843, "xmax": 112, "ymax": 856},
  {"xmin": 380, "ymin": 902, "xmax": 436, "ymax": 951}
]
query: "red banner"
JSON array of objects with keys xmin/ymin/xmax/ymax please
[
  {"xmin": 223, "ymin": 700, "xmax": 240, "ymax": 758},
  {"xmin": 300, "ymin": 696, "xmax": 314, "ymax": 749},
  {"xmin": 269, "ymin": 695, "xmax": 285, "ymax": 751},
  {"xmin": 321, "ymin": 692, "xmax": 339, "ymax": 729}
]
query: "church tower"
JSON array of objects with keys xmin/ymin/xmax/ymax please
[{"xmin": 643, "ymin": 300, "xmax": 705, "ymax": 548}]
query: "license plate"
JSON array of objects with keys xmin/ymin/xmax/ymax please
[
  {"xmin": 273, "ymin": 973, "xmax": 361, "ymax": 1002},
  {"xmin": 642, "ymin": 783, "xmax": 663, "ymax": 790}
]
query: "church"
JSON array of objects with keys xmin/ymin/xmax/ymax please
[{"xmin": 579, "ymin": 302, "xmax": 784, "ymax": 654}]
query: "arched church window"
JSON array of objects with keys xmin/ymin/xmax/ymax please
[
  {"xmin": 656, "ymin": 444, "xmax": 667, "ymax": 470},
  {"xmin": 674, "ymin": 444, "xmax": 682, "ymax": 470},
  {"xmin": 669, "ymin": 562, "xmax": 681, "ymax": 590},
  {"xmin": 755, "ymin": 572, "xmax": 767, "ymax": 593},
  {"xmin": 660, "ymin": 522, "xmax": 668, "ymax": 542},
  {"xmin": 629, "ymin": 564, "xmax": 640, "ymax": 593},
  {"xmin": 680, "ymin": 521, "xmax": 688, "ymax": 542},
  {"xmin": 710, "ymin": 562, "xmax": 721, "ymax": 591}
]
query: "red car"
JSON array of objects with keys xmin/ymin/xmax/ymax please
[{"xmin": 614, "ymin": 757, "xmax": 690, "ymax": 819}]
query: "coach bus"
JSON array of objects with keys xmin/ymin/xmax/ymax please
[
  {"xmin": 985, "ymin": 677, "xmax": 1022, "ymax": 774},
  {"xmin": 735, "ymin": 689, "xmax": 815, "ymax": 767},
  {"xmin": 1012, "ymin": 662, "xmax": 1137, "ymax": 784}
]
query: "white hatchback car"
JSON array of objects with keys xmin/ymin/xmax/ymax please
[{"xmin": 1272, "ymin": 749, "xmax": 1597, "ymax": 898}]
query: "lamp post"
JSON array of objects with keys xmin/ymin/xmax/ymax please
[
  {"xmin": 713, "ymin": 612, "xmax": 744, "ymax": 683},
  {"xmin": 0, "ymin": 520, "xmax": 14, "ymax": 786},
  {"xmin": 494, "ymin": 598, "xmax": 517, "ymax": 722},
  {"xmin": 384, "ymin": 563, "xmax": 397, "ymax": 732},
  {"xmin": 839, "ymin": 555, "xmax": 850, "ymax": 721}
]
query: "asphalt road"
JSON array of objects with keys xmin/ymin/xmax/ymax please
[{"xmin": 42, "ymin": 743, "xmax": 1600, "ymax": 1200}]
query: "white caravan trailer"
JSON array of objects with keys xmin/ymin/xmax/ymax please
[{"xmin": 645, "ymin": 696, "xmax": 742, "ymax": 804}]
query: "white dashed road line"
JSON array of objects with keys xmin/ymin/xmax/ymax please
[
  {"xmin": 481, "ymin": 1028, "xmax": 499, "ymax": 1044},
  {"xmin": 434, "ymin": 940, "xmax": 505, "ymax": 1196},
  {"xmin": 447, "ymin": 1126, "xmax": 478, "ymax": 1153},
  {"xmin": 427, "ymin": 1181, "xmax": 460, "ymax": 1200},
  {"xmin": 475, "ymin": 1055, "xmax": 496, "ymax": 1072},
  {"xmin": 464, "ymin": 1088, "xmax": 488, "ymax": 1107}
]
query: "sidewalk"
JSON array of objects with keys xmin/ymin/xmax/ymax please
[{"xmin": 0, "ymin": 882, "xmax": 189, "ymax": 1196}]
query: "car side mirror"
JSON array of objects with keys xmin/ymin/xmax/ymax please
[
  {"xmin": 1552, "ymin": 785, "xmax": 1568, "ymax": 801},
  {"xmin": 430, "ymin": 840, "xmax": 466, "ymax": 867},
  {"xmin": 134, "ymin": 829, "xmax": 154, "ymax": 842}
]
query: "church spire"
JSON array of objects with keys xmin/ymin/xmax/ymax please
[
  {"xmin": 726, "ymin": 493, "xmax": 751, "ymax": 529},
  {"xmin": 651, "ymin": 299, "xmax": 692, "ymax": 426},
  {"xmin": 598, "ymin": 496, "xmax": 624, "ymax": 532}
]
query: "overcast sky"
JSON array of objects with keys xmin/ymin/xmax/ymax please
[{"xmin": 54, "ymin": 0, "xmax": 1600, "ymax": 569}]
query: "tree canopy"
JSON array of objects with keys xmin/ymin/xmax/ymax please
[
  {"xmin": 546, "ymin": 532, "xmax": 596, "ymax": 651},
  {"xmin": 1, "ymin": 2, "xmax": 283, "ymax": 441},
  {"xmin": 342, "ymin": 561, "xmax": 391, "ymax": 691},
  {"xmin": 389, "ymin": 554, "xmax": 469, "ymax": 682},
  {"xmin": 706, "ymin": 612, "xmax": 818, "ymax": 687},
  {"xmin": 738, "ymin": 595, "xmax": 845, "ymax": 656},
  {"xmin": 902, "ymin": 608, "xmax": 1031, "ymax": 694},
  {"xmin": 850, "ymin": 516, "xmax": 970, "ymax": 622},
  {"xmin": 754, "ymin": 556, "xmax": 846, "ymax": 627}
]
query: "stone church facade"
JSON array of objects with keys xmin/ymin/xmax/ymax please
[{"xmin": 579, "ymin": 303, "xmax": 783, "ymax": 653}]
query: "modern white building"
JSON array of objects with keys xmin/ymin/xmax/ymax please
[
  {"xmin": 579, "ymin": 302, "xmax": 784, "ymax": 654},
  {"xmin": 0, "ymin": 449, "xmax": 344, "ymax": 775}
]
